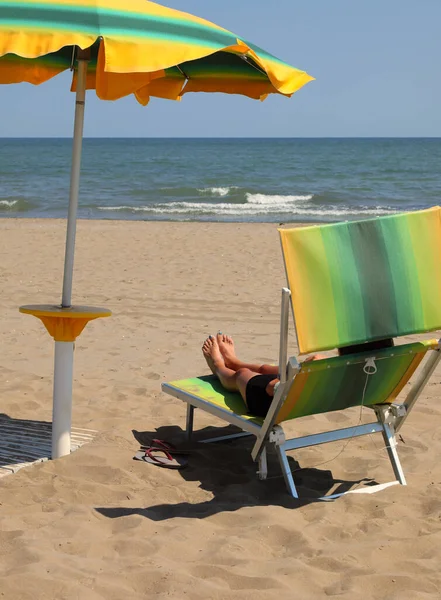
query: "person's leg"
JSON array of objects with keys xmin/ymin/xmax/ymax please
[
  {"xmin": 218, "ymin": 333, "xmax": 327, "ymax": 370},
  {"xmin": 202, "ymin": 336, "xmax": 259, "ymax": 394},
  {"xmin": 234, "ymin": 369, "xmax": 277, "ymax": 405},
  {"xmin": 203, "ymin": 336, "xmax": 278, "ymax": 413},
  {"xmin": 216, "ymin": 333, "xmax": 279, "ymax": 376}
]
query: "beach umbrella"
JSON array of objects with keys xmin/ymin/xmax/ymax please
[{"xmin": 0, "ymin": 0, "xmax": 313, "ymax": 459}]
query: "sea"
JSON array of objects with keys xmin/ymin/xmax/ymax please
[{"xmin": 1, "ymin": 138, "xmax": 440, "ymax": 223}]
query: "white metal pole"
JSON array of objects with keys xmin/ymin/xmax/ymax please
[
  {"xmin": 52, "ymin": 341, "xmax": 74, "ymax": 458},
  {"xmin": 278, "ymin": 287, "xmax": 291, "ymax": 384},
  {"xmin": 61, "ymin": 55, "xmax": 88, "ymax": 308}
]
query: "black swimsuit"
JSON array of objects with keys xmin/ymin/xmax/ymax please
[{"xmin": 245, "ymin": 374, "xmax": 277, "ymax": 417}]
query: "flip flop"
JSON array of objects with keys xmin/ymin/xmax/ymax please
[
  {"xmin": 133, "ymin": 447, "xmax": 188, "ymax": 469},
  {"xmin": 140, "ymin": 439, "xmax": 192, "ymax": 456},
  {"xmin": 132, "ymin": 430, "xmax": 192, "ymax": 455}
]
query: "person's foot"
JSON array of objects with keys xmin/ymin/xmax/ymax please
[
  {"xmin": 202, "ymin": 336, "xmax": 225, "ymax": 375},
  {"xmin": 217, "ymin": 333, "xmax": 239, "ymax": 369}
]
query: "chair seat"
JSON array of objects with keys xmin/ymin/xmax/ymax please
[
  {"xmin": 165, "ymin": 375, "xmax": 264, "ymax": 425},
  {"xmin": 277, "ymin": 339, "xmax": 438, "ymax": 422},
  {"xmin": 166, "ymin": 340, "xmax": 438, "ymax": 427}
]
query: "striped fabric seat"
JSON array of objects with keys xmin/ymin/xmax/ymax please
[
  {"xmin": 166, "ymin": 340, "xmax": 437, "ymax": 424},
  {"xmin": 166, "ymin": 375, "xmax": 261, "ymax": 423},
  {"xmin": 277, "ymin": 340, "xmax": 436, "ymax": 422}
]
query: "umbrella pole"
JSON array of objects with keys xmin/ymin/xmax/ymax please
[
  {"xmin": 62, "ymin": 53, "xmax": 88, "ymax": 308},
  {"xmin": 44, "ymin": 51, "xmax": 87, "ymax": 458},
  {"xmin": 52, "ymin": 338, "xmax": 74, "ymax": 457},
  {"xmin": 51, "ymin": 54, "xmax": 88, "ymax": 458}
]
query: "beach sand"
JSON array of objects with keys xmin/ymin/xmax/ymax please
[{"xmin": 0, "ymin": 218, "xmax": 440, "ymax": 599}]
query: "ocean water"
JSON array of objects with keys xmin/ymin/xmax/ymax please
[{"xmin": 1, "ymin": 138, "xmax": 440, "ymax": 223}]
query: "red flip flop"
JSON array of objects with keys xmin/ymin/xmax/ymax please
[
  {"xmin": 133, "ymin": 447, "xmax": 188, "ymax": 469},
  {"xmin": 140, "ymin": 438, "xmax": 192, "ymax": 456}
]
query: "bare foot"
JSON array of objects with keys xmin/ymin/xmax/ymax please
[
  {"xmin": 217, "ymin": 333, "xmax": 238, "ymax": 369},
  {"xmin": 202, "ymin": 336, "xmax": 225, "ymax": 375}
]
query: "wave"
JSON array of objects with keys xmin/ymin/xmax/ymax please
[
  {"xmin": 97, "ymin": 201, "xmax": 397, "ymax": 218},
  {"xmin": 0, "ymin": 200, "xmax": 18, "ymax": 208},
  {"xmin": 95, "ymin": 188, "xmax": 401, "ymax": 221},
  {"xmin": 97, "ymin": 192, "xmax": 313, "ymax": 213},
  {"xmin": 197, "ymin": 186, "xmax": 238, "ymax": 197},
  {"xmin": 246, "ymin": 193, "xmax": 313, "ymax": 205},
  {"xmin": 0, "ymin": 198, "xmax": 33, "ymax": 212}
]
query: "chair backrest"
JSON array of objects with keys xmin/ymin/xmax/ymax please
[
  {"xmin": 274, "ymin": 340, "xmax": 437, "ymax": 424},
  {"xmin": 279, "ymin": 207, "xmax": 441, "ymax": 354}
]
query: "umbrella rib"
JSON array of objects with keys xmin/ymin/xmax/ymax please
[
  {"xmin": 240, "ymin": 54, "xmax": 267, "ymax": 76},
  {"xmin": 70, "ymin": 45, "xmax": 76, "ymax": 71},
  {"xmin": 176, "ymin": 64, "xmax": 189, "ymax": 80}
]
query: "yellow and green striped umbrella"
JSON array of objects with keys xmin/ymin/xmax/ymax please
[
  {"xmin": 0, "ymin": 0, "xmax": 313, "ymax": 459},
  {"xmin": 0, "ymin": 0, "xmax": 313, "ymax": 104},
  {"xmin": 0, "ymin": 0, "xmax": 313, "ymax": 309}
]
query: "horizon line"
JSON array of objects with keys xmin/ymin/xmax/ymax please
[{"xmin": 1, "ymin": 135, "xmax": 441, "ymax": 140}]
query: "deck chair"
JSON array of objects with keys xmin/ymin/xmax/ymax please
[{"xmin": 162, "ymin": 206, "xmax": 441, "ymax": 498}]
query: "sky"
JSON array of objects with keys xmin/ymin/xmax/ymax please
[{"xmin": 1, "ymin": 0, "xmax": 440, "ymax": 137}]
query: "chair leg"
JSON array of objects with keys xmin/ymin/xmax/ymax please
[
  {"xmin": 201, "ymin": 431, "xmax": 253, "ymax": 444},
  {"xmin": 185, "ymin": 404, "xmax": 194, "ymax": 441},
  {"xmin": 257, "ymin": 447, "xmax": 268, "ymax": 480},
  {"xmin": 275, "ymin": 444, "xmax": 299, "ymax": 498},
  {"xmin": 381, "ymin": 423, "xmax": 407, "ymax": 486}
]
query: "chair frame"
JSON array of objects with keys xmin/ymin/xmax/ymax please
[{"xmin": 162, "ymin": 288, "xmax": 441, "ymax": 499}]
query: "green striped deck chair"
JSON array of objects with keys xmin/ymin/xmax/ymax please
[{"xmin": 162, "ymin": 207, "xmax": 441, "ymax": 499}]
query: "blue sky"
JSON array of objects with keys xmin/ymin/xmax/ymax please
[{"xmin": 1, "ymin": 0, "xmax": 440, "ymax": 137}]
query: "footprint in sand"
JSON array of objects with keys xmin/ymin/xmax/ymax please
[
  {"xmin": 134, "ymin": 387, "xmax": 147, "ymax": 396},
  {"xmin": 147, "ymin": 372, "xmax": 161, "ymax": 380}
]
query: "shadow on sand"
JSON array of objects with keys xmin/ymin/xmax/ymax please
[
  {"xmin": 95, "ymin": 424, "xmax": 377, "ymax": 521},
  {"xmin": 0, "ymin": 413, "xmax": 53, "ymax": 472}
]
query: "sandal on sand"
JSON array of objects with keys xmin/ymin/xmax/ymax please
[
  {"xmin": 132, "ymin": 430, "xmax": 192, "ymax": 455},
  {"xmin": 133, "ymin": 447, "xmax": 188, "ymax": 469},
  {"xmin": 140, "ymin": 439, "xmax": 192, "ymax": 456}
]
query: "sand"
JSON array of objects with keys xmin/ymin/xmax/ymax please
[{"xmin": 0, "ymin": 218, "xmax": 440, "ymax": 599}]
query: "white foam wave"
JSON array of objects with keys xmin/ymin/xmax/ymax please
[
  {"xmin": 246, "ymin": 193, "xmax": 313, "ymax": 205},
  {"xmin": 98, "ymin": 205, "xmax": 151, "ymax": 212},
  {"xmin": 0, "ymin": 200, "xmax": 18, "ymax": 208},
  {"xmin": 97, "ymin": 203, "xmax": 398, "ymax": 218},
  {"xmin": 197, "ymin": 187, "xmax": 236, "ymax": 197}
]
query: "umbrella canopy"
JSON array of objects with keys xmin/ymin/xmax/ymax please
[
  {"xmin": 0, "ymin": 0, "xmax": 313, "ymax": 104},
  {"xmin": 1, "ymin": 0, "xmax": 313, "ymax": 459}
]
